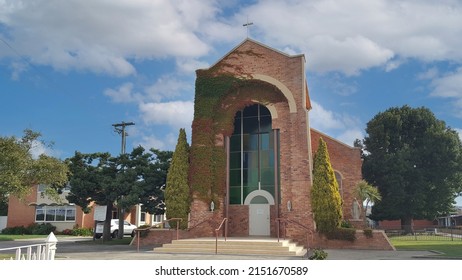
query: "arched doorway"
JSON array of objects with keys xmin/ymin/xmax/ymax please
[
  {"xmin": 245, "ymin": 190, "xmax": 275, "ymax": 236},
  {"xmin": 228, "ymin": 104, "xmax": 279, "ymax": 236}
]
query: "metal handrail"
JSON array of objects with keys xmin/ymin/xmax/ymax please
[
  {"xmin": 187, "ymin": 216, "xmax": 215, "ymax": 232},
  {"xmin": 215, "ymin": 217, "xmax": 228, "ymax": 254},
  {"xmin": 276, "ymin": 218, "xmax": 312, "ymax": 248}
]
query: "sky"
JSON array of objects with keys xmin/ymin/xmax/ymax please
[{"xmin": 1, "ymin": 0, "xmax": 461, "ymax": 205}]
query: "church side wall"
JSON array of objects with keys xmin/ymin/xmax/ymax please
[{"xmin": 310, "ymin": 129, "xmax": 363, "ymax": 224}]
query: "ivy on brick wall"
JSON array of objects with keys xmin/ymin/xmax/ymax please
[
  {"xmin": 190, "ymin": 73, "xmax": 243, "ymax": 204},
  {"xmin": 190, "ymin": 54, "xmax": 287, "ymax": 206}
]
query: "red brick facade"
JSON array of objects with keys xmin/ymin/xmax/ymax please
[
  {"xmin": 6, "ymin": 184, "xmax": 143, "ymax": 232},
  {"xmin": 6, "ymin": 185, "xmax": 96, "ymax": 230},
  {"xmin": 184, "ymin": 39, "xmax": 388, "ymax": 249},
  {"xmin": 7, "ymin": 189, "xmax": 37, "ymax": 228},
  {"xmin": 310, "ymin": 129, "xmax": 363, "ymax": 222}
]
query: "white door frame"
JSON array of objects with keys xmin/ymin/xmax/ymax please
[{"xmin": 245, "ymin": 190, "xmax": 274, "ymax": 236}]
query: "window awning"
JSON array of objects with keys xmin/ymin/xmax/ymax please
[{"xmin": 28, "ymin": 202, "xmax": 75, "ymax": 206}]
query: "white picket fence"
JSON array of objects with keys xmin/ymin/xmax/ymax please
[{"xmin": 0, "ymin": 232, "xmax": 58, "ymax": 260}]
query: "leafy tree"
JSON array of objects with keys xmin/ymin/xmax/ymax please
[
  {"xmin": 362, "ymin": 106, "xmax": 462, "ymax": 233},
  {"xmin": 66, "ymin": 152, "xmax": 114, "ymax": 240},
  {"xmin": 136, "ymin": 149, "xmax": 173, "ymax": 215},
  {"xmin": 0, "ymin": 129, "xmax": 69, "ymax": 202},
  {"xmin": 165, "ymin": 128, "xmax": 190, "ymax": 229},
  {"xmin": 66, "ymin": 146, "xmax": 172, "ymax": 240},
  {"xmin": 311, "ymin": 138, "xmax": 343, "ymax": 234},
  {"xmin": 354, "ymin": 180, "xmax": 381, "ymax": 227},
  {"xmin": 0, "ymin": 194, "xmax": 8, "ymax": 215}
]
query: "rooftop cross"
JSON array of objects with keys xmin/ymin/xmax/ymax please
[{"xmin": 243, "ymin": 17, "xmax": 253, "ymax": 38}]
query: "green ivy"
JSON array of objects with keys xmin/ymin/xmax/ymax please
[{"xmin": 190, "ymin": 69, "xmax": 287, "ymax": 204}]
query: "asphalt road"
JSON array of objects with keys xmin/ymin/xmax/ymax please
[{"xmin": 0, "ymin": 236, "xmax": 445, "ymax": 260}]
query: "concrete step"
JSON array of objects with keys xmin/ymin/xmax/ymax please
[{"xmin": 153, "ymin": 237, "xmax": 307, "ymax": 257}]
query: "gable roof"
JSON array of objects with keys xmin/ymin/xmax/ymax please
[
  {"xmin": 311, "ymin": 127, "xmax": 360, "ymax": 150},
  {"xmin": 201, "ymin": 38, "xmax": 311, "ymax": 111},
  {"xmin": 205, "ymin": 38, "xmax": 305, "ymax": 70}
]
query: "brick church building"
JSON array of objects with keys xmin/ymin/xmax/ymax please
[{"xmin": 186, "ymin": 38, "xmax": 364, "ymax": 245}]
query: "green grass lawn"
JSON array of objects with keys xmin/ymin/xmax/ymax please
[
  {"xmin": 390, "ymin": 237, "xmax": 462, "ymax": 258},
  {"xmin": 0, "ymin": 234, "xmax": 48, "ymax": 241}
]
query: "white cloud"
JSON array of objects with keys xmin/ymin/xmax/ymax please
[
  {"xmin": 3, "ymin": 0, "xmax": 462, "ymax": 78},
  {"xmin": 336, "ymin": 128, "xmax": 364, "ymax": 147},
  {"xmin": 306, "ymin": 35, "xmax": 394, "ymax": 75},
  {"xmin": 144, "ymin": 76, "xmax": 193, "ymax": 103},
  {"xmin": 323, "ymin": 74, "xmax": 358, "ymax": 96},
  {"xmin": 428, "ymin": 68, "xmax": 462, "ymax": 116},
  {"xmin": 104, "ymin": 75, "xmax": 193, "ymax": 105},
  {"xmin": 139, "ymin": 100, "xmax": 194, "ymax": 129},
  {"xmin": 136, "ymin": 133, "xmax": 177, "ymax": 151},
  {"xmin": 0, "ymin": 0, "xmax": 215, "ymax": 76},
  {"xmin": 176, "ymin": 58, "xmax": 210, "ymax": 74},
  {"xmin": 30, "ymin": 140, "xmax": 62, "ymax": 159},
  {"xmin": 104, "ymin": 82, "xmax": 142, "ymax": 103},
  {"xmin": 430, "ymin": 67, "xmax": 462, "ymax": 99},
  {"xmin": 385, "ymin": 58, "xmax": 405, "ymax": 72},
  {"xmin": 417, "ymin": 67, "xmax": 439, "ymax": 80},
  {"xmin": 241, "ymin": 0, "xmax": 462, "ymax": 74},
  {"xmin": 455, "ymin": 128, "xmax": 462, "ymax": 142},
  {"xmin": 310, "ymin": 100, "xmax": 363, "ymax": 145},
  {"xmin": 309, "ymin": 100, "xmax": 344, "ymax": 131}
]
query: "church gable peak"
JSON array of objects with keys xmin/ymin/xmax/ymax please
[{"xmin": 205, "ymin": 39, "xmax": 305, "ymax": 72}]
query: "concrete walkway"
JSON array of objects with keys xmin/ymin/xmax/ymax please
[
  {"xmin": 58, "ymin": 237, "xmax": 443, "ymax": 260},
  {"xmin": 3, "ymin": 236, "xmax": 446, "ymax": 260}
]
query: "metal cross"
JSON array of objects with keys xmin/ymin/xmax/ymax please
[{"xmin": 243, "ymin": 17, "xmax": 253, "ymax": 38}]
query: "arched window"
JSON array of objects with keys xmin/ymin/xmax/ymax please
[
  {"xmin": 229, "ymin": 104, "xmax": 277, "ymax": 204},
  {"xmin": 334, "ymin": 171, "xmax": 343, "ymax": 199}
]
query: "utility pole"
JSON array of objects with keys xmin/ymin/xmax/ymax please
[
  {"xmin": 112, "ymin": 121, "xmax": 135, "ymax": 154},
  {"xmin": 112, "ymin": 121, "xmax": 135, "ymax": 239}
]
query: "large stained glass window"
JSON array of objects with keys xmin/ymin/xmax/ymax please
[{"xmin": 229, "ymin": 104, "xmax": 278, "ymax": 204}]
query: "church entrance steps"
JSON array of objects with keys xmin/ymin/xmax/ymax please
[{"xmin": 152, "ymin": 237, "xmax": 307, "ymax": 257}]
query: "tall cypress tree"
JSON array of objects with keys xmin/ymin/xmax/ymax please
[
  {"xmin": 165, "ymin": 128, "xmax": 190, "ymax": 229},
  {"xmin": 311, "ymin": 138, "xmax": 343, "ymax": 234}
]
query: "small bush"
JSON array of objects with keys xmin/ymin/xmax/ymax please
[
  {"xmin": 72, "ymin": 227, "xmax": 93, "ymax": 236},
  {"xmin": 136, "ymin": 224, "xmax": 152, "ymax": 237},
  {"xmin": 1, "ymin": 226, "xmax": 28, "ymax": 235},
  {"xmin": 325, "ymin": 227, "xmax": 356, "ymax": 242},
  {"xmin": 60, "ymin": 229, "xmax": 74, "ymax": 235},
  {"xmin": 308, "ymin": 248, "xmax": 328, "ymax": 260},
  {"xmin": 363, "ymin": 228, "xmax": 373, "ymax": 238},
  {"xmin": 341, "ymin": 220, "xmax": 353, "ymax": 228},
  {"xmin": 27, "ymin": 223, "xmax": 56, "ymax": 235}
]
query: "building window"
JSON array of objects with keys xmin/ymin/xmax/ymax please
[
  {"xmin": 229, "ymin": 104, "xmax": 278, "ymax": 204},
  {"xmin": 38, "ymin": 183, "xmax": 71, "ymax": 193},
  {"xmin": 35, "ymin": 206, "xmax": 76, "ymax": 222},
  {"xmin": 140, "ymin": 212, "xmax": 146, "ymax": 224},
  {"xmin": 334, "ymin": 171, "xmax": 343, "ymax": 199},
  {"xmin": 153, "ymin": 214, "xmax": 163, "ymax": 224}
]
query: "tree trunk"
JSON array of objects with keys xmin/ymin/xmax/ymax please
[
  {"xmin": 103, "ymin": 201, "xmax": 113, "ymax": 241},
  {"xmin": 401, "ymin": 216, "xmax": 414, "ymax": 234},
  {"xmin": 118, "ymin": 208, "xmax": 124, "ymax": 239}
]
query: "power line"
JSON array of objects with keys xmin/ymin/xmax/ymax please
[{"xmin": 0, "ymin": 37, "xmax": 34, "ymax": 70}]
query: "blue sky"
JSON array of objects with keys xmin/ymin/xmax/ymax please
[{"xmin": 1, "ymin": 1, "xmax": 461, "ymax": 205}]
